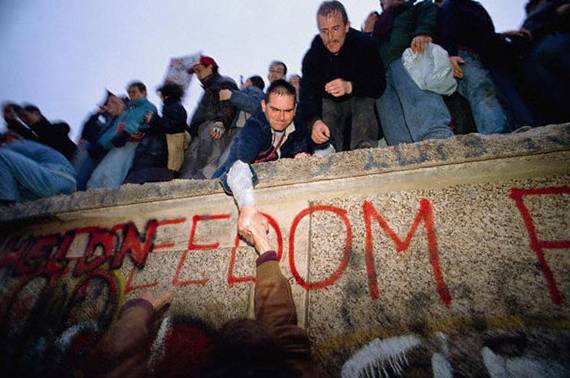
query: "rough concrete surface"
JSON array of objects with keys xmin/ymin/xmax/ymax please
[{"xmin": 0, "ymin": 124, "xmax": 569, "ymax": 377}]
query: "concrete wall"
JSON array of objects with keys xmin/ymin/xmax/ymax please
[{"xmin": 1, "ymin": 124, "xmax": 569, "ymax": 376}]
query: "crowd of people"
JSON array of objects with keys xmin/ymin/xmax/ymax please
[{"xmin": 1, "ymin": 0, "xmax": 568, "ymax": 206}]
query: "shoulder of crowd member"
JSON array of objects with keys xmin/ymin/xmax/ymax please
[{"xmin": 51, "ymin": 121, "xmax": 72, "ymax": 135}]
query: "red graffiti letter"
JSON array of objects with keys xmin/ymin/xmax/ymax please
[
  {"xmin": 0, "ymin": 237, "xmax": 34, "ymax": 270},
  {"xmin": 74, "ymin": 228, "xmax": 116, "ymax": 277},
  {"xmin": 511, "ymin": 187, "xmax": 570, "ymax": 305},
  {"xmin": 289, "ymin": 205, "xmax": 352, "ymax": 290},
  {"xmin": 110, "ymin": 220, "xmax": 159, "ymax": 269},
  {"xmin": 227, "ymin": 212, "xmax": 283, "ymax": 286},
  {"xmin": 15, "ymin": 234, "xmax": 60, "ymax": 276},
  {"xmin": 363, "ymin": 199, "xmax": 451, "ymax": 306},
  {"xmin": 44, "ymin": 231, "xmax": 75, "ymax": 277},
  {"xmin": 172, "ymin": 214, "xmax": 230, "ymax": 287}
]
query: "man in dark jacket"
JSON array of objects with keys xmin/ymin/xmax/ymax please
[
  {"xmin": 2, "ymin": 103, "xmax": 38, "ymax": 141},
  {"xmin": 300, "ymin": 0, "xmax": 385, "ymax": 153},
  {"xmin": 511, "ymin": 0, "xmax": 570, "ymax": 124},
  {"xmin": 180, "ymin": 55, "xmax": 238, "ymax": 179},
  {"xmin": 19, "ymin": 104, "xmax": 77, "ymax": 161},
  {"xmin": 214, "ymin": 80, "xmax": 309, "ymax": 238},
  {"xmin": 436, "ymin": 0, "xmax": 513, "ymax": 134}
]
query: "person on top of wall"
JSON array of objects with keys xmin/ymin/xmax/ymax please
[
  {"xmin": 2, "ymin": 102, "xmax": 38, "ymax": 141},
  {"xmin": 300, "ymin": 0, "xmax": 386, "ymax": 153},
  {"xmin": 86, "ymin": 81, "xmax": 157, "ymax": 189},
  {"xmin": 504, "ymin": 0, "xmax": 570, "ymax": 125},
  {"xmin": 75, "ymin": 92, "xmax": 128, "ymax": 190},
  {"xmin": 0, "ymin": 135, "xmax": 76, "ymax": 204},
  {"xmin": 124, "ymin": 82, "xmax": 188, "ymax": 184},
  {"xmin": 179, "ymin": 55, "xmax": 238, "ymax": 180},
  {"xmin": 213, "ymin": 79, "xmax": 310, "ymax": 230}
]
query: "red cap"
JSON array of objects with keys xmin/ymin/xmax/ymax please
[{"xmin": 191, "ymin": 55, "xmax": 218, "ymax": 72}]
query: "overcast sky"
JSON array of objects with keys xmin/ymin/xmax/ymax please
[{"xmin": 0, "ymin": 0, "xmax": 527, "ymax": 140}]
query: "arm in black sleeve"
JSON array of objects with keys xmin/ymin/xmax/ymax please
[
  {"xmin": 152, "ymin": 103, "xmax": 188, "ymax": 134},
  {"xmin": 351, "ymin": 36, "xmax": 386, "ymax": 99},
  {"xmin": 217, "ymin": 81, "xmax": 239, "ymax": 129},
  {"xmin": 299, "ymin": 46, "xmax": 324, "ymax": 128}
]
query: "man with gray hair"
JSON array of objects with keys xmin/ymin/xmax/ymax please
[{"xmin": 300, "ymin": 0, "xmax": 386, "ymax": 153}]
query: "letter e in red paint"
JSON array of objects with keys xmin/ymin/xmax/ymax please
[{"xmin": 172, "ymin": 214, "xmax": 230, "ymax": 286}]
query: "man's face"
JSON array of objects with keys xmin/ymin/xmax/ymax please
[
  {"xmin": 3, "ymin": 106, "xmax": 17, "ymax": 121},
  {"xmin": 193, "ymin": 64, "xmax": 214, "ymax": 82},
  {"xmin": 106, "ymin": 96, "xmax": 126, "ymax": 116},
  {"xmin": 127, "ymin": 86, "xmax": 145, "ymax": 101},
  {"xmin": 261, "ymin": 93, "xmax": 296, "ymax": 132},
  {"xmin": 318, "ymin": 11, "xmax": 349, "ymax": 54},
  {"xmin": 381, "ymin": 0, "xmax": 405, "ymax": 11},
  {"xmin": 267, "ymin": 63, "xmax": 286, "ymax": 83}
]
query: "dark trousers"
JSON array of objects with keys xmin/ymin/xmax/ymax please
[{"xmin": 322, "ymin": 96, "xmax": 379, "ymax": 151}]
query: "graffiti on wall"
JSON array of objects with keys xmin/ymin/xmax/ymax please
[{"xmin": 0, "ymin": 185, "xmax": 568, "ymax": 375}]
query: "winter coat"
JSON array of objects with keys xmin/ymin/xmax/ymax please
[
  {"xmin": 29, "ymin": 118, "xmax": 77, "ymax": 161},
  {"xmin": 97, "ymin": 98, "xmax": 157, "ymax": 150}
]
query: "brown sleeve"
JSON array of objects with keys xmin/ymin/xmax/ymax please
[
  {"xmin": 83, "ymin": 299, "xmax": 154, "ymax": 378},
  {"xmin": 254, "ymin": 254, "xmax": 316, "ymax": 376}
]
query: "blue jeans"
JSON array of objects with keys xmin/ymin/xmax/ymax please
[
  {"xmin": 0, "ymin": 140, "xmax": 76, "ymax": 202},
  {"xmin": 87, "ymin": 142, "xmax": 137, "ymax": 189},
  {"xmin": 456, "ymin": 50, "xmax": 510, "ymax": 134},
  {"xmin": 376, "ymin": 58, "xmax": 453, "ymax": 145}
]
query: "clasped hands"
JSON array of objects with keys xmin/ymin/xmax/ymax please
[{"xmin": 238, "ymin": 205, "xmax": 270, "ymax": 254}]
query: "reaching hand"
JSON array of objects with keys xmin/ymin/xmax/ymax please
[
  {"xmin": 325, "ymin": 79, "xmax": 352, "ymax": 97},
  {"xmin": 238, "ymin": 205, "xmax": 269, "ymax": 252},
  {"xmin": 219, "ymin": 89, "xmax": 232, "ymax": 101},
  {"xmin": 144, "ymin": 112, "xmax": 154, "ymax": 124},
  {"xmin": 449, "ymin": 56, "xmax": 465, "ymax": 79},
  {"xmin": 311, "ymin": 120, "xmax": 331, "ymax": 144},
  {"xmin": 411, "ymin": 35, "xmax": 432, "ymax": 54}
]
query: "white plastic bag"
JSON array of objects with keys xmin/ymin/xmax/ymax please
[{"xmin": 402, "ymin": 42, "xmax": 457, "ymax": 95}]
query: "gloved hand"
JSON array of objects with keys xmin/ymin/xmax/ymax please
[
  {"xmin": 209, "ymin": 122, "xmax": 225, "ymax": 140},
  {"xmin": 111, "ymin": 130, "xmax": 129, "ymax": 147}
]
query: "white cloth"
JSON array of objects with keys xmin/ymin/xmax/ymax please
[
  {"xmin": 402, "ymin": 42, "xmax": 457, "ymax": 95},
  {"xmin": 227, "ymin": 160, "xmax": 255, "ymax": 209}
]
